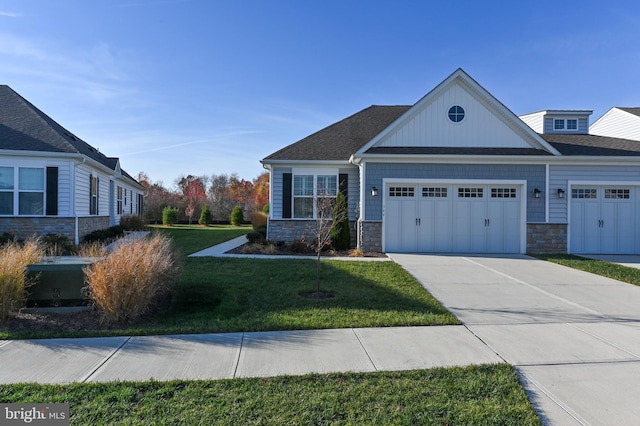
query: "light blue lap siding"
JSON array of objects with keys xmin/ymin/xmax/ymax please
[
  {"xmin": 364, "ymin": 163, "xmax": 546, "ymax": 222},
  {"xmin": 271, "ymin": 166, "xmax": 360, "ymax": 220}
]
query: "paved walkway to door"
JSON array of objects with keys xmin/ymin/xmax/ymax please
[{"xmin": 389, "ymin": 253, "xmax": 640, "ymax": 426}]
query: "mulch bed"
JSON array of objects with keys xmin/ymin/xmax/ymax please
[{"xmin": 227, "ymin": 243, "xmax": 386, "ymax": 258}]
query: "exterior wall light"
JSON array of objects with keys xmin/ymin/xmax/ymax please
[
  {"xmin": 371, "ymin": 186, "xmax": 378, "ymax": 197},
  {"xmin": 533, "ymin": 188, "xmax": 541, "ymax": 198},
  {"xmin": 557, "ymin": 188, "xmax": 565, "ymax": 198}
]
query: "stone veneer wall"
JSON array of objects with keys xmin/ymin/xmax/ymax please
[
  {"xmin": 0, "ymin": 217, "xmax": 76, "ymax": 241},
  {"xmin": 268, "ymin": 219, "xmax": 357, "ymax": 246},
  {"xmin": 359, "ymin": 221, "xmax": 382, "ymax": 253},
  {"xmin": 526, "ymin": 223, "xmax": 567, "ymax": 254},
  {"xmin": 0, "ymin": 216, "xmax": 112, "ymax": 242},
  {"xmin": 77, "ymin": 216, "xmax": 111, "ymax": 240}
]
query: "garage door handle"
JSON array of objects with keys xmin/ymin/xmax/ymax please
[{"xmin": 487, "ymin": 218, "xmax": 490, "ymax": 227}]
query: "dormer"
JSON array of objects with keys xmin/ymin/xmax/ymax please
[{"xmin": 519, "ymin": 110, "xmax": 593, "ymax": 134}]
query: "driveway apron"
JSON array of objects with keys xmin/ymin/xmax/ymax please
[{"xmin": 390, "ymin": 253, "xmax": 640, "ymax": 426}]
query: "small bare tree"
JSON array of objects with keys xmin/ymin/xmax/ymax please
[{"xmin": 305, "ymin": 191, "xmax": 348, "ymax": 295}]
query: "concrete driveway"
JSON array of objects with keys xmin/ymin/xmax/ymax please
[{"xmin": 390, "ymin": 253, "xmax": 640, "ymax": 426}]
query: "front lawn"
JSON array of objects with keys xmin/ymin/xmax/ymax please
[
  {"xmin": 0, "ymin": 365, "xmax": 541, "ymax": 425},
  {"xmin": 534, "ymin": 254, "xmax": 640, "ymax": 286},
  {"xmin": 1, "ymin": 226, "xmax": 457, "ymax": 339}
]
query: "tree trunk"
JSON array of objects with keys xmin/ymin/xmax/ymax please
[{"xmin": 316, "ymin": 251, "xmax": 321, "ymax": 293}]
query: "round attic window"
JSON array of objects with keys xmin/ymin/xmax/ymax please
[{"xmin": 448, "ymin": 105, "xmax": 465, "ymax": 123}]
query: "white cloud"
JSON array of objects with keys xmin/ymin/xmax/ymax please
[
  {"xmin": 0, "ymin": 11, "xmax": 19, "ymax": 18},
  {"xmin": 0, "ymin": 33, "xmax": 139, "ymax": 103}
]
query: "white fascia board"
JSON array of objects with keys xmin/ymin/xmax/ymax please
[{"xmin": 356, "ymin": 154, "xmax": 640, "ymax": 166}]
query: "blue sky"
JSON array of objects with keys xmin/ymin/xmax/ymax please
[{"xmin": 1, "ymin": 1, "xmax": 639, "ymax": 188}]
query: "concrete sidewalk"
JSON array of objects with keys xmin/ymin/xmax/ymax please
[{"xmin": 0, "ymin": 326, "xmax": 501, "ymax": 384}]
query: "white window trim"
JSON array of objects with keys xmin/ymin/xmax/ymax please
[
  {"xmin": 291, "ymin": 168, "xmax": 339, "ymax": 219},
  {"xmin": 553, "ymin": 118, "xmax": 579, "ymax": 132},
  {"xmin": 0, "ymin": 166, "xmax": 46, "ymax": 217}
]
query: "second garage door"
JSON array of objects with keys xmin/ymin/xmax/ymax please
[
  {"xmin": 570, "ymin": 186, "xmax": 640, "ymax": 254},
  {"xmin": 384, "ymin": 183, "xmax": 522, "ymax": 253}
]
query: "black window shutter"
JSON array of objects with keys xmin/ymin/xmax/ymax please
[
  {"xmin": 96, "ymin": 177, "xmax": 99, "ymax": 215},
  {"xmin": 339, "ymin": 173, "xmax": 348, "ymax": 200},
  {"xmin": 46, "ymin": 167, "xmax": 58, "ymax": 215},
  {"xmin": 282, "ymin": 173, "xmax": 292, "ymax": 219},
  {"xmin": 89, "ymin": 174, "xmax": 93, "ymax": 214}
]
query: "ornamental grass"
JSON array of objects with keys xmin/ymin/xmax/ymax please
[
  {"xmin": 84, "ymin": 233, "xmax": 180, "ymax": 324},
  {"xmin": 0, "ymin": 238, "xmax": 45, "ymax": 324}
]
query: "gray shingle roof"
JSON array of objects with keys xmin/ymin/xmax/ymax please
[
  {"xmin": 619, "ymin": 107, "xmax": 640, "ymax": 117},
  {"xmin": 541, "ymin": 133, "xmax": 640, "ymax": 156},
  {"xmin": 262, "ymin": 105, "xmax": 411, "ymax": 161},
  {"xmin": 0, "ymin": 85, "xmax": 140, "ymax": 185}
]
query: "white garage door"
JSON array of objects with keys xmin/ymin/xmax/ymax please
[
  {"xmin": 570, "ymin": 186, "xmax": 639, "ymax": 254},
  {"xmin": 384, "ymin": 183, "xmax": 522, "ymax": 253}
]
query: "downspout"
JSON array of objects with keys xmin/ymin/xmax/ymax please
[
  {"xmin": 261, "ymin": 162, "xmax": 272, "ymax": 240},
  {"xmin": 349, "ymin": 155, "xmax": 364, "ymax": 250},
  {"xmin": 73, "ymin": 157, "xmax": 86, "ymax": 245}
]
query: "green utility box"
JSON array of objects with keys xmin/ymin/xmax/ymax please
[{"xmin": 26, "ymin": 257, "xmax": 102, "ymax": 307}]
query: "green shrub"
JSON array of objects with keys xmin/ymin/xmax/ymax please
[
  {"xmin": 0, "ymin": 238, "xmax": 45, "ymax": 324},
  {"xmin": 120, "ymin": 215, "xmax": 146, "ymax": 231},
  {"xmin": 246, "ymin": 231, "xmax": 265, "ymax": 244},
  {"xmin": 230, "ymin": 206, "xmax": 244, "ymax": 226},
  {"xmin": 84, "ymin": 233, "xmax": 180, "ymax": 324},
  {"xmin": 331, "ymin": 192, "xmax": 351, "ymax": 250},
  {"xmin": 162, "ymin": 207, "xmax": 179, "ymax": 225},
  {"xmin": 0, "ymin": 232, "xmax": 15, "ymax": 246},
  {"xmin": 262, "ymin": 203, "xmax": 270, "ymax": 214},
  {"xmin": 43, "ymin": 233, "xmax": 75, "ymax": 256},
  {"xmin": 82, "ymin": 226, "xmax": 125, "ymax": 244},
  {"xmin": 199, "ymin": 205, "xmax": 212, "ymax": 225}
]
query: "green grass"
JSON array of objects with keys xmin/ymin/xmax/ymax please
[
  {"xmin": 0, "ymin": 365, "xmax": 541, "ymax": 425},
  {"xmin": 534, "ymin": 253, "xmax": 640, "ymax": 286},
  {"xmin": 1, "ymin": 226, "xmax": 458, "ymax": 339},
  {"xmin": 148, "ymin": 224, "xmax": 251, "ymax": 256}
]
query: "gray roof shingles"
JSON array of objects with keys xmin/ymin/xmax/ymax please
[
  {"xmin": 263, "ymin": 105, "xmax": 411, "ymax": 161},
  {"xmin": 541, "ymin": 133, "xmax": 640, "ymax": 156},
  {"xmin": 619, "ymin": 107, "xmax": 640, "ymax": 118},
  {"xmin": 0, "ymin": 85, "xmax": 140, "ymax": 183}
]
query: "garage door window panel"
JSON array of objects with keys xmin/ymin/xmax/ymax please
[
  {"xmin": 458, "ymin": 187, "xmax": 483, "ymax": 198},
  {"xmin": 605, "ymin": 189, "xmax": 630, "ymax": 199},
  {"xmin": 572, "ymin": 188, "xmax": 597, "ymax": 199},
  {"xmin": 422, "ymin": 187, "xmax": 447, "ymax": 197}
]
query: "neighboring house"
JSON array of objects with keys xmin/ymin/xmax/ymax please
[
  {"xmin": 590, "ymin": 107, "xmax": 640, "ymax": 141},
  {"xmin": 0, "ymin": 85, "xmax": 145, "ymax": 244},
  {"xmin": 262, "ymin": 68, "xmax": 640, "ymax": 255}
]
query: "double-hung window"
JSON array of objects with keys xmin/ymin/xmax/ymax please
[
  {"xmin": 90, "ymin": 175, "xmax": 99, "ymax": 215},
  {"xmin": 117, "ymin": 186, "xmax": 123, "ymax": 215},
  {"xmin": 18, "ymin": 168, "xmax": 44, "ymax": 215},
  {"xmin": 0, "ymin": 167, "xmax": 45, "ymax": 215},
  {"xmin": 292, "ymin": 173, "xmax": 338, "ymax": 219},
  {"xmin": 0, "ymin": 167, "xmax": 14, "ymax": 215}
]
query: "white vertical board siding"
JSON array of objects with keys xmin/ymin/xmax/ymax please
[
  {"xmin": 549, "ymin": 165, "xmax": 640, "ymax": 222},
  {"xmin": 377, "ymin": 82, "xmax": 532, "ymax": 149},
  {"xmin": 590, "ymin": 108, "xmax": 640, "ymax": 141}
]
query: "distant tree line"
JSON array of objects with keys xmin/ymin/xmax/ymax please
[{"xmin": 137, "ymin": 171, "xmax": 269, "ymax": 224}]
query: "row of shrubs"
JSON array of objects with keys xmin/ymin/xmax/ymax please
[
  {"xmin": 161, "ymin": 205, "xmax": 266, "ymax": 226},
  {"xmin": 0, "ymin": 232, "xmax": 180, "ymax": 325}
]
